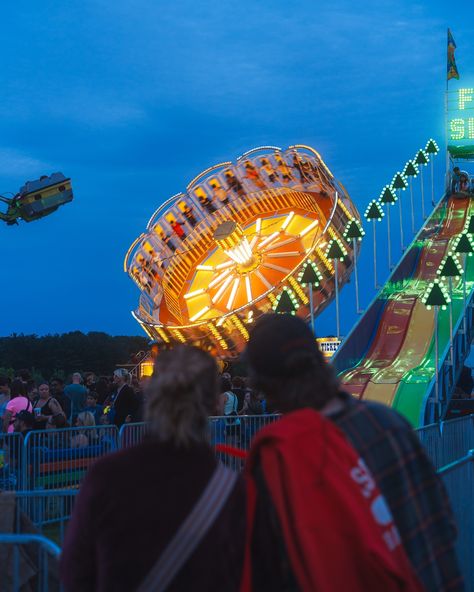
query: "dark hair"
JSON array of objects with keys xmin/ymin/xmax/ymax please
[
  {"xmin": 220, "ymin": 376, "xmax": 233, "ymax": 392},
  {"xmin": 18, "ymin": 369, "xmax": 32, "ymax": 381},
  {"xmin": 146, "ymin": 345, "xmax": 218, "ymax": 447},
  {"xmin": 86, "ymin": 391, "xmax": 99, "ymax": 400},
  {"xmin": 50, "ymin": 376, "xmax": 64, "ymax": 386},
  {"xmin": 11, "ymin": 379, "xmax": 27, "ymax": 399},
  {"xmin": 232, "ymin": 376, "xmax": 245, "ymax": 389},
  {"xmin": 0, "ymin": 375, "xmax": 11, "ymax": 388},
  {"xmin": 249, "ymin": 349, "xmax": 339, "ymax": 412}
]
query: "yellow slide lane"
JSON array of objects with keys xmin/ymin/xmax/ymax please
[{"xmin": 363, "ymin": 300, "xmax": 435, "ymax": 406}]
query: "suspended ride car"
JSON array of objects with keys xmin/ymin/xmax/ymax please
[{"xmin": 0, "ymin": 173, "xmax": 73, "ymax": 225}]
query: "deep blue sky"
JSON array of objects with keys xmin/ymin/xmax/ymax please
[{"xmin": 1, "ymin": 1, "xmax": 473, "ymax": 338}]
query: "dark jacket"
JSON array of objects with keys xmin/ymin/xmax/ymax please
[
  {"xmin": 113, "ymin": 384, "xmax": 138, "ymax": 427},
  {"xmin": 60, "ymin": 439, "xmax": 246, "ymax": 592}
]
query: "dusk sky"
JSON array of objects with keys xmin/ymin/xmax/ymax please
[{"xmin": 1, "ymin": 1, "xmax": 473, "ymax": 338}]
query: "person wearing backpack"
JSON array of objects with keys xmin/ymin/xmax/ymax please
[{"xmin": 243, "ymin": 314, "xmax": 462, "ymax": 592}]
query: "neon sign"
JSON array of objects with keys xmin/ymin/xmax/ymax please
[{"xmin": 448, "ymin": 88, "xmax": 474, "ymax": 157}]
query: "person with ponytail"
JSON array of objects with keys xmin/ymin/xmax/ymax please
[{"xmin": 61, "ymin": 345, "xmax": 246, "ymax": 592}]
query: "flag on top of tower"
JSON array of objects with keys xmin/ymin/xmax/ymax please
[{"xmin": 447, "ymin": 28, "xmax": 460, "ymax": 81}]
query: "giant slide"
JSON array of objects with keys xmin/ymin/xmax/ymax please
[{"xmin": 333, "ymin": 194, "xmax": 474, "ymax": 427}]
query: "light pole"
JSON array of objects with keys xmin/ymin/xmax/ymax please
[
  {"xmin": 364, "ymin": 200, "xmax": 384, "ymax": 290},
  {"xmin": 391, "ymin": 172, "xmax": 408, "ymax": 252},
  {"xmin": 403, "ymin": 160, "xmax": 419, "ymax": 235},
  {"xmin": 343, "ymin": 219, "xmax": 365, "ymax": 313},
  {"xmin": 326, "ymin": 238, "xmax": 347, "ymax": 339},
  {"xmin": 425, "ymin": 139, "xmax": 440, "ymax": 207},
  {"xmin": 298, "ymin": 261, "xmax": 323, "ymax": 334},
  {"xmin": 414, "ymin": 149, "xmax": 429, "ymax": 219},
  {"xmin": 454, "ymin": 232, "xmax": 474, "ymax": 349},
  {"xmin": 421, "ymin": 279, "xmax": 451, "ymax": 421},
  {"xmin": 380, "ymin": 186, "xmax": 397, "ymax": 270},
  {"xmin": 437, "ymin": 254, "xmax": 462, "ymax": 379}
]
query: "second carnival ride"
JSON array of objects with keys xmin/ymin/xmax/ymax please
[
  {"xmin": 125, "ymin": 145, "xmax": 361, "ymax": 357},
  {"xmin": 334, "ymin": 191, "xmax": 474, "ymax": 426}
]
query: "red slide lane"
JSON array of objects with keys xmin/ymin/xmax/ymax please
[{"xmin": 340, "ymin": 197, "xmax": 469, "ymax": 399}]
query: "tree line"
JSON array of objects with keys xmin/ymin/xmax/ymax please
[{"xmin": 0, "ymin": 332, "xmax": 149, "ymax": 380}]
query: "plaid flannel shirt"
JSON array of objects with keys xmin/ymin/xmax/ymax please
[{"xmin": 331, "ymin": 392, "xmax": 464, "ymax": 592}]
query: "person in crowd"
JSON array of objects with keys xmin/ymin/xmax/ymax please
[
  {"xmin": 110, "ymin": 368, "xmax": 138, "ymax": 427},
  {"xmin": 0, "ymin": 375, "xmax": 11, "ymax": 422},
  {"xmin": 231, "ymin": 376, "xmax": 246, "ymax": 410},
  {"xmin": 244, "ymin": 314, "xmax": 463, "ymax": 592},
  {"xmin": 70, "ymin": 411, "xmax": 96, "ymax": 448},
  {"xmin": 26, "ymin": 380, "xmax": 38, "ymax": 403},
  {"xmin": 84, "ymin": 372, "xmax": 98, "ymax": 392},
  {"xmin": 220, "ymin": 376, "xmax": 240, "ymax": 446},
  {"xmin": 3, "ymin": 379, "xmax": 33, "ymax": 433},
  {"xmin": 33, "ymin": 383, "xmax": 66, "ymax": 429},
  {"xmin": 83, "ymin": 392, "xmax": 103, "ymax": 424},
  {"xmin": 13, "ymin": 410, "xmax": 36, "ymax": 438},
  {"xmin": 43, "ymin": 413, "xmax": 70, "ymax": 449},
  {"xmin": 64, "ymin": 372, "xmax": 88, "ymax": 419},
  {"xmin": 94, "ymin": 376, "xmax": 111, "ymax": 405},
  {"xmin": 61, "ymin": 345, "xmax": 246, "ymax": 592},
  {"xmin": 49, "ymin": 377, "xmax": 72, "ymax": 420},
  {"xmin": 238, "ymin": 390, "xmax": 263, "ymax": 415}
]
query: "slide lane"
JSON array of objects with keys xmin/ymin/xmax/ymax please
[{"xmin": 339, "ymin": 197, "xmax": 470, "ymax": 413}]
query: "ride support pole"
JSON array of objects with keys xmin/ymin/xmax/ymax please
[
  {"xmin": 334, "ymin": 258, "xmax": 340, "ymax": 339},
  {"xmin": 373, "ymin": 219, "xmax": 378, "ymax": 290},
  {"xmin": 448, "ymin": 277, "xmax": 454, "ymax": 382},
  {"xmin": 431, "ymin": 156, "xmax": 435, "ymax": 207},
  {"xmin": 409, "ymin": 177, "xmax": 415, "ymax": 235},
  {"xmin": 420, "ymin": 166, "xmax": 426, "ymax": 220},
  {"xmin": 398, "ymin": 189, "xmax": 405, "ymax": 251},
  {"xmin": 353, "ymin": 237, "xmax": 361, "ymax": 313},
  {"xmin": 463, "ymin": 254, "xmax": 467, "ymax": 349},
  {"xmin": 386, "ymin": 204, "xmax": 392, "ymax": 270},
  {"xmin": 434, "ymin": 305, "xmax": 440, "ymax": 420},
  {"xmin": 308, "ymin": 283, "xmax": 315, "ymax": 334}
]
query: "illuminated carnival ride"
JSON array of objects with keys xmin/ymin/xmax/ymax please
[
  {"xmin": 125, "ymin": 145, "xmax": 361, "ymax": 358},
  {"xmin": 0, "ymin": 173, "xmax": 73, "ymax": 225}
]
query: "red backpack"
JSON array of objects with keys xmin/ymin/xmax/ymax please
[{"xmin": 242, "ymin": 408, "xmax": 422, "ymax": 592}]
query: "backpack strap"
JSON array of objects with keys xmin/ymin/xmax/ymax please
[{"xmin": 137, "ymin": 462, "xmax": 237, "ymax": 592}]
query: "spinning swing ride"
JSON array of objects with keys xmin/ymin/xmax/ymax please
[{"xmin": 124, "ymin": 144, "xmax": 361, "ymax": 358}]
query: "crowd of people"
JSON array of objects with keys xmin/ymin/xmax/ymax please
[
  {"xmin": 0, "ymin": 369, "xmax": 150, "ymax": 444},
  {"xmin": 60, "ymin": 314, "xmax": 463, "ymax": 592}
]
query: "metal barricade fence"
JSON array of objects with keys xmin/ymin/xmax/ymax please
[
  {"xmin": 119, "ymin": 415, "xmax": 281, "ymax": 458},
  {"xmin": 0, "ymin": 432, "xmax": 24, "ymax": 491},
  {"xmin": 0, "ymin": 533, "xmax": 60, "ymax": 592},
  {"xmin": 14, "ymin": 489, "xmax": 78, "ymax": 545},
  {"xmin": 438, "ymin": 451, "xmax": 474, "ymax": 591},
  {"xmin": 416, "ymin": 415, "xmax": 474, "ymax": 469},
  {"xmin": 23, "ymin": 425, "xmax": 119, "ymax": 490},
  {"xmin": 119, "ymin": 422, "xmax": 148, "ymax": 448}
]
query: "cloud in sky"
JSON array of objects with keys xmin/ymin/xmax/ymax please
[{"xmin": 0, "ymin": 0, "xmax": 471, "ymax": 337}]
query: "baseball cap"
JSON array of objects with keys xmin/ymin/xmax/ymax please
[{"xmin": 244, "ymin": 314, "xmax": 320, "ymax": 378}]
